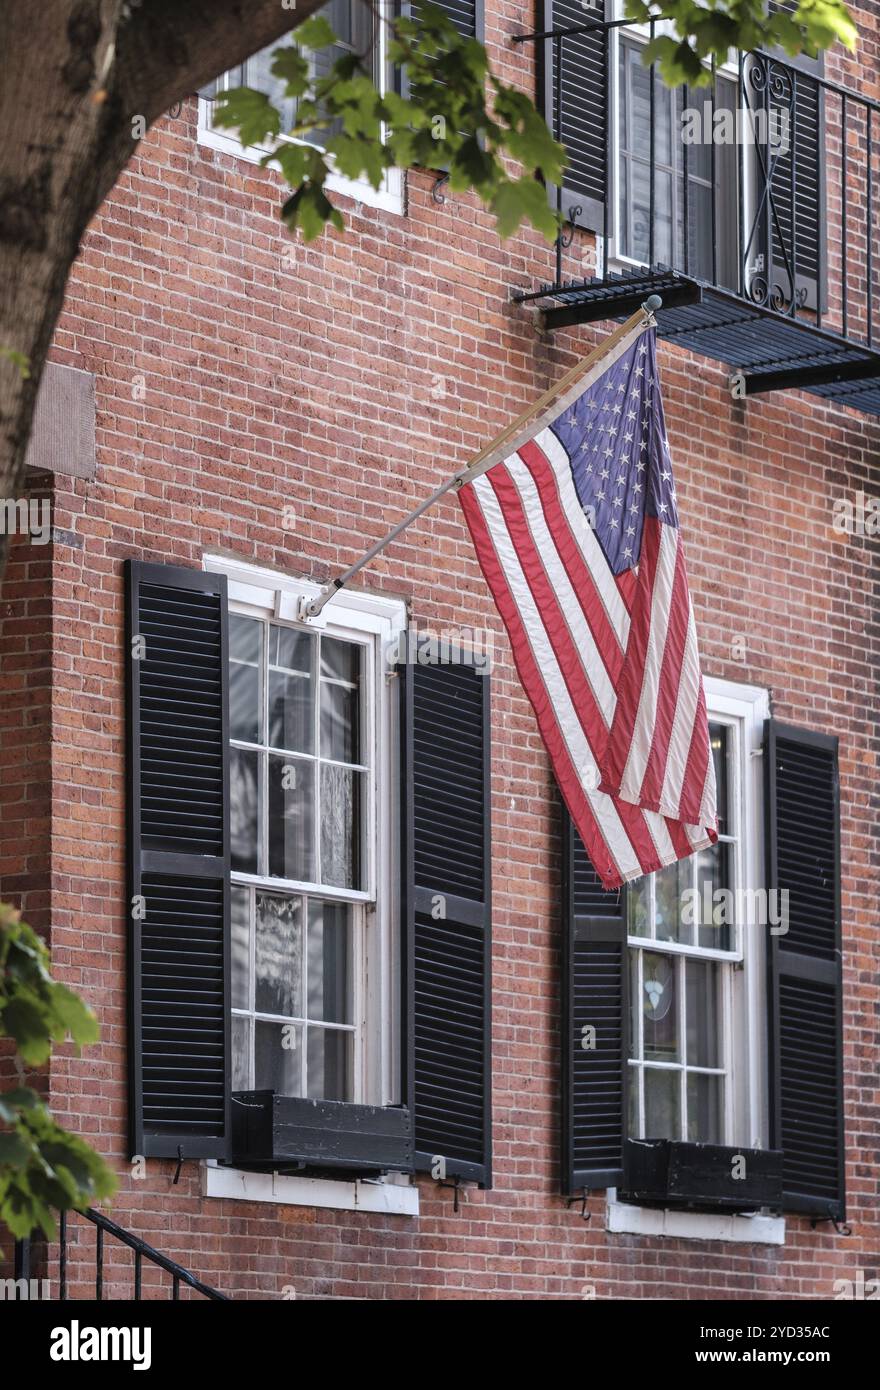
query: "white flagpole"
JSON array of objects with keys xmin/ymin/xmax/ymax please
[{"xmin": 299, "ymin": 294, "xmax": 662, "ymax": 620}]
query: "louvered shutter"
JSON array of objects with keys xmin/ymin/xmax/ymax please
[
  {"xmin": 539, "ymin": 0, "xmax": 609, "ymax": 235},
  {"xmin": 125, "ymin": 561, "xmax": 231, "ymax": 1161},
  {"xmin": 411, "ymin": 0, "xmax": 483, "ymax": 40},
  {"xmin": 400, "ymin": 657, "xmax": 491, "ymax": 1186},
  {"xmin": 561, "ymin": 809, "xmax": 628, "ymax": 1193},
  {"xmin": 757, "ymin": 6, "xmax": 825, "ymax": 311},
  {"xmin": 765, "ymin": 721, "xmax": 844, "ymax": 1220}
]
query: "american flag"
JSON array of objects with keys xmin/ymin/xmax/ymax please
[{"xmin": 458, "ymin": 323, "xmax": 717, "ymax": 889}]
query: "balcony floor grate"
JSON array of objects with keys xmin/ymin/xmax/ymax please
[{"xmin": 516, "ymin": 268, "xmax": 880, "ymax": 417}]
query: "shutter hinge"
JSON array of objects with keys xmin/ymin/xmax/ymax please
[
  {"xmin": 437, "ymin": 1174, "xmax": 465, "ymax": 1213},
  {"xmin": 566, "ymin": 1188, "xmax": 591, "ymax": 1221},
  {"xmin": 810, "ymin": 1214, "xmax": 852, "ymax": 1236},
  {"xmin": 172, "ymin": 1145, "xmax": 185, "ymax": 1185}
]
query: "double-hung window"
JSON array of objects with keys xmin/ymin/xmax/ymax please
[{"xmin": 228, "ymin": 610, "xmax": 373, "ymax": 1104}]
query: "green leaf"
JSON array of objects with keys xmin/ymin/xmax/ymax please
[
  {"xmin": 0, "ymin": 1088, "xmax": 39, "ymax": 1123},
  {"xmin": 0, "ymin": 1134, "xmax": 31, "ymax": 1169},
  {"xmin": 0, "ymin": 996, "xmax": 52, "ymax": 1064},
  {"xmin": 281, "ymin": 183, "xmax": 344, "ymax": 241},
  {"xmin": 270, "ymin": 46, "xmax": 311, "ymax": 100},
  {"xmin": 294, "ymin": 15, "xmax": 338, "ymax": 51},
  {"xmin": 212, "ymin": 88, "xmax": 281, "ymax": 147}
]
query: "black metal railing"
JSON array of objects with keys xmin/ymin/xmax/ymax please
[
  {"xmin": 14, "ymin": 1207, "xmax": 228, "ymax": 1301},
  {"xmin": 515, "ymin": 16, "xmax": 880, "ymax": 354}
]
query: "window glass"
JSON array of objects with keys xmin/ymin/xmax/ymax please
[
  {"xmin": 229, "ymin": 610, "xmax": 369, "ymax": 1103},
  {"xmin": 617, "ymin": 38, "xmax": 739, "ymax": 288},
  {"xmin": 627, "ymin": 720, "xmax": 735, "ymax": 1144}
]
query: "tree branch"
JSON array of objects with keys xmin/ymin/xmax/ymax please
[{"xmin": 117, "ymin": 0, "xmax": 330, "ymax": 130}]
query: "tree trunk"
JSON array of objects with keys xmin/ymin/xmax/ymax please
[{"xmin": 0, "ymin": 0, "xmax": 324, "ymax": 581}]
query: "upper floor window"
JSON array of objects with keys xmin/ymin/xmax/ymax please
[
  {"xmin": 539, "ymin": 2, "xmax": 824, "ymax": 311},
  {"xmin": 617, "ymin": 36, "xmax": 739, "ymax": 290},
  {"xmin": 197, "ymin": 0, "xmax": 404, "ymax": 215}
]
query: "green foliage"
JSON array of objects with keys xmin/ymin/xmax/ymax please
[
  {"xmin": 0, "ymin": 903, "xmax": 116, "ymax": 1243},
  {"xmin": 212, "ymin": 0, "xmax": 857, "ymax": 241},
  {"xmin": 213, "ymin": 1, "xmax": 566, "ymax": 244},
  {"xmin": 628, "ymin": 0, "xmax": 857, "ymax": 87}
]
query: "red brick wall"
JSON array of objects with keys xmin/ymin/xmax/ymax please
[{"xmin": 2, "ymin": 3, "xmax": 878, "ymax": 1298}]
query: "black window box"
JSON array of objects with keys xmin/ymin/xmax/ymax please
[
  {"xmin": 230, "ymin": 1091, "xmax": 414, "ymax": 1175},
  {"xmin": 618, "ymin": 1139, "xmax": 783, "ymax": 1214}
]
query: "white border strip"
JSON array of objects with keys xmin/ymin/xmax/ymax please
[{"xmin": 203, "ymin": 1162, "xmax": 419, "ymax": 1215}]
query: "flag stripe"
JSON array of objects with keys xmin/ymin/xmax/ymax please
[
  {"xmin": 502, "ymin": 454, "xmax": 616, "ymax": 724},
  {"xmin": 463, "ymin": 476, "xmax": 643, "ymax": 883},
  {"xmin": 639, "ymin": 539, "xmax": 692, "ymax": 811},
  {"xmin": 530, "ymin": 429, "xmax": 631, "ymax": 643},
  {"xmin": 483, "ymin": 465, "xmax": 674, "ymax": 876}
]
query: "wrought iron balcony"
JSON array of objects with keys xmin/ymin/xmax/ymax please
[{"xmin": 513, "ymin": 12, "xmax": 880, "ymax": 416}]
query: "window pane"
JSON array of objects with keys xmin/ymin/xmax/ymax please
[
  {"xmin": 244, "ymin": 43, "xmax": 297, "ymax": 132},
  {"xmin": 628, "ymin": 1064, "xmax": 640, "ymax": 1138},
  {"xmin": 269, "ymin": 669, "xmax": 313, "ymax": 753},
  {"xmin": 308, "ymin": 901, "xmax": 352, "ymax": 1024},
  {"xmin": 273, "ymin": 625, "xmax": 313, "ymax": 674},
  {"xmin": 655, "ymin": 860, "xmax": 688, "ymax": 944},
  {"xmin": 320, "ymin": 763, "xmax": 361, "ymax": 889},
  {"xmin": 269, "ymin": 626, "xmax": 314, "ymax": 753},
  {"xmin": 696, "ymin": 840, "xmax": 731, "ymax": 950},
  {"xmin": 231, "ymin": 1014, "xmax": 250, "ymax": 1091},
  {"xmin": 307, "ymin": 1027, "xmax": 352, "ymax": 1102},
  {"xmin": 627, "ymin": 874, "xmax": 650, "ymax": 938},
  {"xmin": 320, "ymin": 680, "xmax": 359, "ymax": 763},
  {"xmin": 641, "ymin": 951, "xmax": 678, "ymax": 1062},
  {"xmin": 230, "ymin": 661, "xmax": 260, "ymax": 744},
  {"xmin": 321, "ymin": 636, "xmax": 361, "ymax": 683},
  {"xmin": 710, "ymin": 723, "xmax": 729, "ymax": 835},
  {"xmin": 231, "ymin": 886, "xmax": 250, "ymax": 1010},
  {"xmin": 644, "ymin": 1066, "xmax": 680, "ymax": 1140},
  {"xmin": 268, "ymin": 754, "xmax": 315, "ymax": 882},
  {"xmin": 230, "ymin": 613, "xmax": 260, "ymax": 663},
  {"xmin": 686, "ymin": 958, "xmax": 719, "ymax": 1067},
  {"xmin": 687, "ymin": 1072, "xmax": 722, "ymax": 1144},
  {"xmin": 255, "ymin": 1020, "xmax": 303, "ymax": 1096},
  {"xmin": 230, "ymin": 746, "xmax": 260, "ymax": 874},
  {"xmin": 255, "ymin": 893, "xmax": 303, "ymax": 1018}
]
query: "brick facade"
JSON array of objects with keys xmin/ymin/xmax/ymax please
[{"xmin": 1, "ymin": 3, "xmax": 878, "ymax": 1299}]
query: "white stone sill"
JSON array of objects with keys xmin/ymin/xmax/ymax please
[{"xmin": 202, "ymin": 1161, "xmax": 419, "ymax": 1215}]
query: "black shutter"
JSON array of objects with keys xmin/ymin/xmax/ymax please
[
  {"xmin": 540, "ymin": 0, "xmax": 609, "ymax": 235},
  {"xmin": 756, "ymin": 7, "xmax": 825, "ymax": 311},
  {"xmin": 412, "ymin": 0, "xmax": 483, "ymax": 40},
  {"xmin": 400, "ymin": 656, "xmax": 491, "ymax": 1186},
  {"xmin": 765, "ymin": 720, "xmax": 844, "ymax": 1221},
  {"xmin": 125, "ymin": 561, "xmax": 231, "ymax": 1161},
  {"xmin": 561, "ymin": 809, "xmax": 628, "ymax": 1193}
]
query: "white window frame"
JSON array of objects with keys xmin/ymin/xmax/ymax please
[
  {"xmin": 609, "ymin": 675, "xmax": 782, "ymax": 1242},
  {"xmin": 628, "ymin": 676, "xmax": 769, "ymax": 1151},
  {"xmin": 196, "ymin": 3, "xmax": 404, "ymax": 217},
  {"xmin": 204, "ymin": 552, "xmax": 407, "ymax": 1112}
]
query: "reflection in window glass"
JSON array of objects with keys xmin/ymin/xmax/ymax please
[
  {"xmin": 627, "ymin": 720, "xmax": 736, "ymax": 1144},
  {"xmin": 255, "ymin": 894, "xmax": 302, "ymax": 1018},
  {"xmin": 229, "ymin": 609, "xmax": 371, "ymax": 1104}
]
